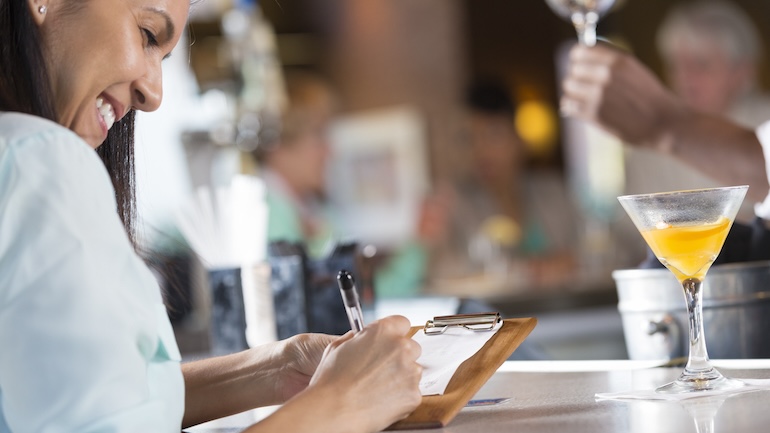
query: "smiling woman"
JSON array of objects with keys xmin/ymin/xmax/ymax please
[{"xmin": 0, "ymin": 1, "xmax": 423, "ymax": 432}]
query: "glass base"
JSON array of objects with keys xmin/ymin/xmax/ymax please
[{"xmin": 656, "ymin": 368, "xmax": 746, "ymax": 394}]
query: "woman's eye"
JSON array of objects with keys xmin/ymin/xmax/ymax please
[{"xmin": 143, "ymin": 28, "xmax": 159, "ymax": 47}]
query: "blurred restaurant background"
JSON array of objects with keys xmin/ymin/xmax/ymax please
[{"xmin": 135, "ymin": 0, "xmax": 770, "ymax": 361}]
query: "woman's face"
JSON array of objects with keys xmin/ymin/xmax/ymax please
[{"xmin": 32, "ymin": 0, "xmax": 189, "ymax": 148}]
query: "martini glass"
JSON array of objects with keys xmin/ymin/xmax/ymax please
[
  {"xmin": 544, "ymin": 0, "xmax": 616, "ymax": 47},
  {"xmin": 618, "ymin": 186, "xmax": 748, "ymax": 394}
]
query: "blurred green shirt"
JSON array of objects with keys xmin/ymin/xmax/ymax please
[{"xmin": 263, "ymin": 171, "xmax": 426, "ymax": 297}]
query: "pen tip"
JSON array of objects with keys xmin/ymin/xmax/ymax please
[{"xmin": 337, "ymin": 269, "xmax": 355, "ymax": 288}]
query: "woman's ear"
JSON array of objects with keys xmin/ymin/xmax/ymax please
[{"xmin": 28, "ymin": 0, "xmax": 50, "ymax": 26}]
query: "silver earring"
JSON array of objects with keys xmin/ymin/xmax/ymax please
[{"xmin": 38, "ymin": 5, "xmax": 47, "ymax": 14}]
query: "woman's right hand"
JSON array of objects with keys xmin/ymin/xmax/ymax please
[{"xmin": 308, "ymin": 315, "xmax": 423, "ymax": 432}]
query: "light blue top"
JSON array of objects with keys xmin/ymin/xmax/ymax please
[{"xmin": 0, "ymin": 113, "xmax": 184, "ymax": 432}]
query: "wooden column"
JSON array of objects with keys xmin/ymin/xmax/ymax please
[{"xmin": 311, "ymin": 0, "xmax": 467, "ymax": 182}]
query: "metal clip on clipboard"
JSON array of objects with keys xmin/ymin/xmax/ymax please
[{"xmin": 423, "ymin": 312, "xmax": 502, "ymax": 335}]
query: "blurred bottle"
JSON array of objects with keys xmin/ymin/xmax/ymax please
[
  {"xmin": 469, "ymin": 215, "xmax": 522, "ymax": 281},
  {"xmin": 221, "ymin": 0, "xmax": 288, "ymax": 153}
]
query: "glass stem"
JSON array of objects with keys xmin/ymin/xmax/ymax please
[
  {"xmin": 693, "ymin": 416, "xmax": 715, "ymax": 433},
  {"xmin": 682, "ymin": 278, "xmax": 712, "ymax": 374},
  {"xmin": 572, "ymin": 11, "xmax": 598, "ymax": 47}
]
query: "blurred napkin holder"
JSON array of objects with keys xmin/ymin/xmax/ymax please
[
  {"xmin": 268, "ymin": 241, "xmax": 372, "ymax": 338},
  {"xmin": 208, "ymin": 264, "xmax": 274, "ymax": 356}
]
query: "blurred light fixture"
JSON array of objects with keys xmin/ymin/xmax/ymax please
[{"xmin": 514, "ymin": 99, "xmax": 558, "ymax": 157}]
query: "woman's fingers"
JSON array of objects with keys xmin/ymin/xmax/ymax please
[{"xmin": 305, "ymin": 314, "xmax": 424, "ymax": 430}]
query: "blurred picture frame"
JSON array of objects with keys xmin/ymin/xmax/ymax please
[{"xmin": 326, "ymin": 105, "xmax": 430, "ymax": 248}]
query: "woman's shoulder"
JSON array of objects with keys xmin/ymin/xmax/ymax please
[
  {"xmin": 0, "ymin": 112, "xmax": 105, "ymax": 179},
  {"xmin": 0, "ymin": 111, "xmax": 79, "ymax": 143}
]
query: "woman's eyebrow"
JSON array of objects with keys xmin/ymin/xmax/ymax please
[{"xmin": 144, "ymin": 7, "xmax": 176, "ymax": 44}]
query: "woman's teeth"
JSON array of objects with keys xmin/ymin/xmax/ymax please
[{"xmin": 96, "ymin": 97, "xmax": 116, "ymax": 132}]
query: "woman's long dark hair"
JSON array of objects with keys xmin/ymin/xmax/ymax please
[
  {"xmin": 97, "ymin": 113, "xmax": 137, "ymax": 244},
  {"xmin": 0, "ymin": 0, "xmax": 137, "ymax": 245},
  {"xmin": 0, "ymin": 0, "xmax": 56, "ymax": 120}
]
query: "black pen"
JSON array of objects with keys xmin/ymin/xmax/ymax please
[{"xmin": 337, "ymin": 270, "xmax": 365, "ymax": 332}]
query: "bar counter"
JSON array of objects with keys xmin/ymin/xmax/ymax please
[{"xmin": 189, "ymin": 359, "xmax": 770, "ymax": 433}]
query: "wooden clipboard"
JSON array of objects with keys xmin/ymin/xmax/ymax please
[{"xmin": 387, "ymin": 315, "xmax": 537, "ymax": 430}]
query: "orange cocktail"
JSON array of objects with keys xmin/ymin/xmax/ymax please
[
  {"xmin": 618, "ymin": 186, "xmax": 748, "ymax": 394},
  {"xmin": 641, "ymin": 216, "xmax": 731, "ymax": 282}
]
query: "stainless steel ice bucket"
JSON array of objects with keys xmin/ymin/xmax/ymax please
[{"xmin": 613, "ymin": 261, "xmax": 770, "ymax": 360}]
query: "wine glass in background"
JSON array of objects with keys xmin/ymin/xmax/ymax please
[
  {"xmin": 618, "ymin": 186, "xmax": 748, "ymax": 394},
  {"xmin": 545, "ymin": 0, "xmax": 617, "ymax": 46}
]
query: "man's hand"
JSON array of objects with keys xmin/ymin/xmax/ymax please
[{"xmin": 561, "ymin": 43, "xmax": 687, "ymax": 150}]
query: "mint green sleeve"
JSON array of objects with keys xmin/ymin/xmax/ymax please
[
  {"xmin": 373, "ymin": 241, "xmax": 428, "ymax": 298},
  {"xmin": 266, "ymin": 192, "xmax": 305, "ymax": 243},
  {"xmin": 0, "ymin": 117, "xmax": 184, "ymax": 433}
]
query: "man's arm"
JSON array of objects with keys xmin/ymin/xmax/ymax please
[{"xmin": 561, "ymin": 43, "xmax": 768, "ymax": 202}]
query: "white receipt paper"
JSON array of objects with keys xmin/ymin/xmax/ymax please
[{"xmin": 412, "ymin": 322, "xmax": 502, "ymax": 396}]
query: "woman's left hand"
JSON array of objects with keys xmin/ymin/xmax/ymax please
[
  {"xmin": 274, "ymin": 333, "xmax": 338, "ymax": 401},
  {"xmin": 182, "ymin": 333, "xmax": 338, "ymax": 427}
]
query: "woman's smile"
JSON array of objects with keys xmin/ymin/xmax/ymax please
[{"xmin": 95, "ymin": 96, "xmax": 119, "ymax": 139}]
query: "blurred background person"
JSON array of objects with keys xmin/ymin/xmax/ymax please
[
  {"xmin": 253, "ymin": 70, "xmax": 337, "ymax": 257},
  {"xmin": 621, "ymin": 0, "xmax": 770, "ymax": 216},
  {"xmin": 657, "ymin": 0, "xmax": 770, "ymax": 128},
  {"xmin": 561, "ymin": 42, "xmax": 769, "ymax": 212},
  {"xmin": 428, "ymin": 80, "xmax": 578, "ymax": 293},
  {"xmin": 252, "ymin": 70, "xmax": 438, "ymax": 297}
]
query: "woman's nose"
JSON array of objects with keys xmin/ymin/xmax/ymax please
[{"xmin": 131, "ymin": 61, "xmax": 163, "ymax": 112}]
